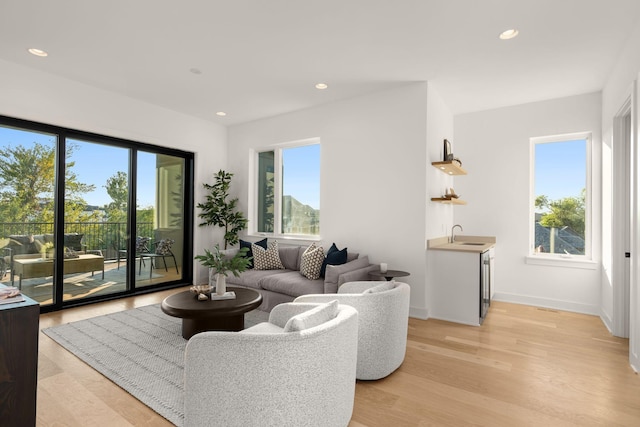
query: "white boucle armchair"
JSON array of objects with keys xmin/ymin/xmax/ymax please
[
  {"xmin": 295, "ymin": 281, "xmax": 410, "ymax": 380},
  {"xmin": 184, "ymin": 301, "xmax": 359, "ymax": 427}
]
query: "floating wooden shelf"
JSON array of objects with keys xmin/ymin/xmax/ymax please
[
  {"xmin": 430, "ymin": 198, "xmax": 467, "ymax": 205},
  {"xmin": 431, "ymin": 161, "xmax": 467, "ymax": 175}
]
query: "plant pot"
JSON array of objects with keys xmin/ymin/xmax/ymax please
[{"xmin": 215, "ymin": 273, "xmax": 227, "ymax": 296}]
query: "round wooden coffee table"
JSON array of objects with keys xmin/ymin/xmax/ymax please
[{"xmin": 161, "ymin": 287, "xmax": 262, "ymax": 339}]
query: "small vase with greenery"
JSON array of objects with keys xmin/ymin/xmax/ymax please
[
  {"xmin": 197, "ymin": 170, "xmax": 248, "ymax": 249},
  {"xmin": 195, "ymin": 245, "xmax": 251, "ymax": 295}
]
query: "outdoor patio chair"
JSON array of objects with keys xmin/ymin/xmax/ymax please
[
  {"xmin": 117, "ymin": 236, "xmax": 150, "ymax": 270},
  {"xmin": 139, "ymin": 238, "xmax": 179, "ymax": 280}
]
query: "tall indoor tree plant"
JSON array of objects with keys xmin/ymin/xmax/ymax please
[{"xmin": 197, "ymin": 169, "xmax": 248, "ymax": 249}]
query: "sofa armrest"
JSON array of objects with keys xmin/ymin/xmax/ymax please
[
  {"xmin": 336, "ymin": 265, "xmax": 379, "ymax": 289},
  {"xmin": 324, "ymin": 256, "xmax": 374, "ymax": 293},
  {"xmin": 268, "ymin": 302, "xmax": 323, "ymax": 328}
]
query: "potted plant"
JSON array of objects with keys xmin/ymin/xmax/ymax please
[
  {"xmin": 195, "ymin": 245, "xmax": 251, "ymax": 295},
  {"xmin": 197, "ymin": 170, "xmax": 248, "ymax": 249}
]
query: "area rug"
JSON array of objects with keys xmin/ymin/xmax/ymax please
[{"xmin": 42, "ymin": 304, "xmax": 270, "ymax": 426}]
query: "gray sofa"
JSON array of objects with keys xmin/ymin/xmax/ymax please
[{"xmin": 221, "ymin": 244, "xmax": 377, "ymax": 311}]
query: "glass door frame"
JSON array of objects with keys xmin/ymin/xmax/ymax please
[{"xmin": 0, "ymin": 115, "xmax": 194, "ymax": 313}]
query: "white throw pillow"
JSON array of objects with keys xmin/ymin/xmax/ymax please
[
  {"xmin": 299, "ymin": 243, "xmax": 325, "ymax": 280},
  {"xmin": 284, "ymin": 300, "xmax": 339, "ymax": 332},
  {"xmin": 252, "ymin": 241, "xmax": 285, "ymax": 270},
  {"xmin": 363, "ymin": 281, "xmax": 397, "ymax": 294}
]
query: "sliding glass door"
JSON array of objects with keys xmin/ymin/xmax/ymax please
[
  {"xmin": 62, "ymin": 139, "xmax": 131, "ymax": 302},
  {"xmin": 135, "ymin": 151, "xmax": 185, "ymax": 288},
  {"xmin": 0, "ymin": 115, "xmax": 193, "ymax": 312}
]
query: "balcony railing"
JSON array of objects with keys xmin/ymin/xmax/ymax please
[{"xmin": 0, "ymin": 222, "xmax": 154, "ymax": 261}]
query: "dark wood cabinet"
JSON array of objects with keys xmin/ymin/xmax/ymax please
[{"xmin": 0, "ymin": 296, "xmax": 39, "ymax": 427}]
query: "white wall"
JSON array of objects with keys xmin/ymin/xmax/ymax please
[
  {"xmin": 228, "ymin": 83, "xmax": 449, "ymax": 317},
  {"xmin": 601, "ymin": 18, "xmax": 640, "ymax": 370},
  {"xmin": 454, "ymin": 92, "xmax": 602, "ymax": 314},
  {"xmin": 0, "ymin": 59, "xmax": 228, "ymax": 285}
]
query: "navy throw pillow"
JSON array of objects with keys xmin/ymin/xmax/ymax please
[
  {"xmin": 240, "ymin": 238, "xmax": 267, "ymax": 268},
  {"xmin": 320, "ymin": 243, "xmax": 348, "ymax": 277}
]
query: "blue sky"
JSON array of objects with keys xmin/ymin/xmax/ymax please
[
  {"xmin": 282, "ymin": 144, "xmax": 320, "ymax": 209},
  {"xmin": 534, "ymin": 138, "xmax": 586, "ymax": 206},
  {"xmin": 0, "ymin": 126, "xmax": 155, "ymax": 207}
]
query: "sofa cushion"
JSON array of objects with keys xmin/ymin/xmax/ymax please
[
  {"xmin": 259, "ymin": 271, "xmax": 324, "ymax": 297},
  {"xmin": 279, "ymin": 246, "xmax": 302, "ymax": 271},
  {"xmin": 363, "ymin": 281, "xmax": 396, "ymax": 293},
  {"xmin": 253, "ymin": 241, "xmax": 285, "ymax": 270},
  {"xmin": 320, "ymin": 243, "xmax": 348, "ymax": 277},
  {"xmin": 240, "ymin": 238, "xmax": 267, "ymax": 268},
  {"xmin": 63, "ymin": 233, "xmax": 84, "ymax": 251},
  {"xmin": 225, "ymin": 269, "xmax": 289, "ymax": 289},
  {"xmin": 299, "ymin": 243, "xmax": 324, "ymax": 280},
  {"xmin": 283, "ymin": 300, "xmax": 339, "ymax": 332}
]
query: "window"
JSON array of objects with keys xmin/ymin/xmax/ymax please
[
  {"xmin": 530, "ymin": 132, "xmax": 591, "ymax": 260},
  {"xmin": 254, "ymin": 140, "xmax": 320, "ymax": 238}
]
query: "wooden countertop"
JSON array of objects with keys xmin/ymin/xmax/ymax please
[{"xmin": 428, "ymin": 235, "xmax": 496, "ymax": 253}]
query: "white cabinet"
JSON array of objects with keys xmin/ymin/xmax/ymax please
[{"xmin": 429, "ymin": 247, "xmax": 494, "ymax": 326}]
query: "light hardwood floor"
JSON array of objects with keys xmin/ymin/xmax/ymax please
[{"xmin": 37, "ymin": 290, "xmax": 640, "ymax": 426}]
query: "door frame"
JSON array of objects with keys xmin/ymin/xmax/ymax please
[{"xmin": 612, "ymin": 96, "xmax": 632, "ymax": 338}]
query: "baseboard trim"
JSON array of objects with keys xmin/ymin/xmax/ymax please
[
  {"xmin": 409, "ymin": 306, "xmax": 429, "ymax": 320},
  {"xmin": 492, "ymin": 292, "xmax": 599, "ymax": 316},
  {"xmin": 600, "ymin": 308, "xmax": 614, "ymax": 335}
]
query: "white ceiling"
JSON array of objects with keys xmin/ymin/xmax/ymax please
[{"xmin": 1, "ymin": 0, "xmax": 640, "ymax": 126}]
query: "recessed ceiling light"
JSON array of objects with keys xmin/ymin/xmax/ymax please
[
  {"xmin": 499, "ymin": 29, "xmax": 519, "ymax": 40},
  {"xmin": 28, "ymin": 48, "xmax": 48, "ymax": 57},
  {"xmin": 216, "ymin": 111, "xmax": 227, "ymax": 117},
  {"xmin": 315, "ymin": 83, "xmax": 328, "ymax": 90}
]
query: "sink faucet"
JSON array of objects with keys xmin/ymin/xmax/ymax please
[{"xmin": 451, "ymin": 224, "xmax": 463, "ymax": 243}]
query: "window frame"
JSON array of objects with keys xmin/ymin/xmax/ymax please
[
  {"xmin": 527, "ymin": 131, "xmax": 594, "ymax": 266},
  {"xmin": 249, "ymin": 137, "xmax": 321, "ymax": 241}
]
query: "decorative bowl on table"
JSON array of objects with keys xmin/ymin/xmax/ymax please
[{"xmin": 190, "ymin": 284, "xmax": 212, "ymax": 299}]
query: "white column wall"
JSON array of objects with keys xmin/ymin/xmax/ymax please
[
  {"xmin": 601, "ymin": 18, "xmax": 640, "ymax": 371},
  {"xmin": 0, "ymin": 59, "xmax": 227, "ymax": 285},
  {"xmin": 454, "ymin": 92, "xmax": 602, "ymax": 314}
]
